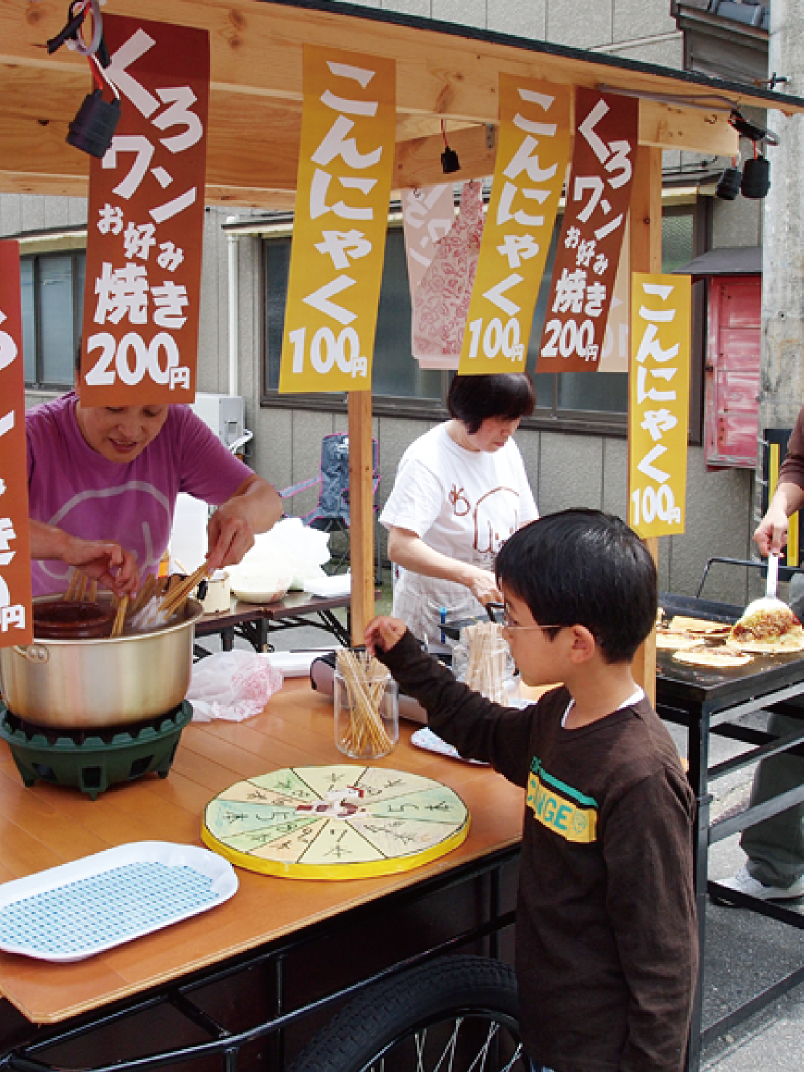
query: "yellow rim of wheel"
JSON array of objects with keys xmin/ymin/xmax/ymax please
[{"xmin": 201, "ymin": 820, "xmax": 470, "ymax": 880}]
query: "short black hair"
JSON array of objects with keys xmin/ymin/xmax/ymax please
[
  {"xmin": 447, "ymin": 374, "xmax": 535, "ymax": 433},
  {"xmin": 495, "ymin": 509, "xmax": 657, "ymax": 664}
]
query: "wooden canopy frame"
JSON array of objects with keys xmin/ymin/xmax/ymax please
[{"xmin": 4, "ymin": 0, "xmax": 804, "ymax": 686}]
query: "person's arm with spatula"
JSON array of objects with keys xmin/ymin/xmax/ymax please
[
  {"xmin": 718, "ymin": 407, "xmax": 804, "ymax": 903},
  {"xmin": 755, "ymin": 481, "xmax": 804, "ymax": 557}
]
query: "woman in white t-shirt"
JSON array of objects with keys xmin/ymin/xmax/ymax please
[{"xmin": 380, "ymin": 374, "xmax": 538, "ymax": 642}]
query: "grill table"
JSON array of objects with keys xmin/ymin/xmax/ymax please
[
  {"xmin": 656, "ymin": 595, "xmax": 804, "ymax": 1071},
  {"xmin": 0, "ymin": 679, "xmax": 522, "ymax": 1071}
]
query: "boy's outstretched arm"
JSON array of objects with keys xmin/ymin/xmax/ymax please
[
  {"xmin": 365, "ymin": 616, "xmax": 534, "ymax": 783},
  {"xmin": 364, "ymin": 615, "xmax": 408, "ymax": 656}
]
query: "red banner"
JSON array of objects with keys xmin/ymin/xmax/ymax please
[
  {"xmin": 80, "ymin": 15, "xmax": 210, "ymax": 405},
  {"xmin": 536, "ymin": 89, "xmax": 637, "ymax": 373},
  {"xmin": 0, "ymin": 240, "xmax": 33, "ymax": 647}
]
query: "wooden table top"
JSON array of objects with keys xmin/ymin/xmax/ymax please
[{"xmin": 0, "ymin": 680, "xmax": 524, "ymax": 1026}]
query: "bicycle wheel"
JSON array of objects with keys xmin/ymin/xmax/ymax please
[{"xmin": 288, "ymin": 954, "xmax": 526, "ymax": 1072}]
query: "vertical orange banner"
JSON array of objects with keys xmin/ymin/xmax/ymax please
[
  {"xmin": 80, "ymin": 15, "xmax": 209, "ymax": 405},
  {"xmin": 459, "ymin": 75, "xmax": 570, "ymax": 374},
  {"xmin": 279, "ymin": 46, "xmax": 396, "ymax": 393},
  {"xmin": 0, "ymin": 240, "xmax": 33, "ymax": 647},
  {"xmin": 628, "ymin": 273, "xmax": 691, "ymax": 538},
  {"xmin": 537, "ymin": 88, "xmax": 638, "ymax": 373}
]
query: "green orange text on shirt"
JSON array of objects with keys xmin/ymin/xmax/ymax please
[{"xmin": 527, "ymin": 758, "xmax": 598, "ymax": 843}]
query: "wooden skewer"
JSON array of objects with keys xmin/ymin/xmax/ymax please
[
  {"xmin": 160, "ymin": 561, "xmax": 211, "ymax": 618},
  {"xmin": 110, "ymin": 594, "xmax": 129, "ymax": 638},
  {"xmin": 160, "ymin": 563, "xmax": 209, "ymax": 616},
  {"xmin": 75, "ymin": 572, "xmax": 88, "ymax": 602},
  {"xmin": 131, "ymin": 573, "xmax": 157, "ymax": 615},
  {"xmin": 88, "ymin": 579, "xmax": 98, "ymax": 604},
  {"xmin": 63, "ymin": 570, "xmax": 80, "ymax": 602}
]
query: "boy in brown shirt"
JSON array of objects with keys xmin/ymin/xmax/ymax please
[{"xmin": 366, "ymin": 509, "xmax": 697, "ymax": 1072}]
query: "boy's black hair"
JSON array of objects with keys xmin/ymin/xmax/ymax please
[
  {"xmin": 447, "ymin": 374, "xmax": 535, "ymax": 434},
  {"xmin": 495, "ymin": 509, "xmax": 657, "ymax": 664}
]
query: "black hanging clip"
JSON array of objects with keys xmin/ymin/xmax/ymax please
[{"xmin": 48, "ymin": 2, "xmax": 120, "ymax": 159}]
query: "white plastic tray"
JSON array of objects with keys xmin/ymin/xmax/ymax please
[
  {"xmin": 303, "ymin": 574, "xmax": 351, "ymax": 598},
  {"xmin": 410, "ymin": 727, "xmax": 489, "ymax": 766},
  {"xmin": 269, "ymin": 649, "xmax": 339, "ymax": 677},
  {"xmin": 0, "ymin": 841, "xmax": 238, "ymax": 962}
]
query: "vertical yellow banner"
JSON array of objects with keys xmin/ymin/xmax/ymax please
[
  {"xmin": 459, "ymin": 75, "xmax": 571, "ymax": 374},
  {"xmin": 628, "ymin": 273, "xmax": 691, "ymax": 538},
  {"xmin": 279, "ymin": 47, "xmax": 396, "ymax": 393}
]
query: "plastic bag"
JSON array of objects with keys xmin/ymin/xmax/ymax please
[
  {"xmin": 187, "ymin": 651, "xmax": 283, "ymax": 722},
  {"xmin": 233, "ymin": 518, "xmax": 330, "ymax": 591}
]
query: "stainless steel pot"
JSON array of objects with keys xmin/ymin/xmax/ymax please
[{"xmin": 0, "ymin": 598, "xmax": 204, "ymax": 728}]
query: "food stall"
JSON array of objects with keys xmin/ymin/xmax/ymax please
[{"xmin": 2, "ymin": 3, "xmax": 804, "ymax": 1071}]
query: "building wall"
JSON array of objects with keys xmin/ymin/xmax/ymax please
[{"xmin": 10, "ymin": 1, "xmax": 765, "ymax": 608}]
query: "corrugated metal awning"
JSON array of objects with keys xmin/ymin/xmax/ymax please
[{"xmin": 674, "ymin": 245, "xmax": 761, "ymax": 275}]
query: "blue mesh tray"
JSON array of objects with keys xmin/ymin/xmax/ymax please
[{"xmin": 0, "ymin": 842, "xmax": 238, "ymax": 962}]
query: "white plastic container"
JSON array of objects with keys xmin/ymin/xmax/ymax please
[{"xmin": 201, "ymin": 570, "xmax": 231, "ymax": 614}]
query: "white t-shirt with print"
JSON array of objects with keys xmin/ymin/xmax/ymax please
[{"xmin": 379, "ymin": 423, "xmax": 538, "ymax": 641}]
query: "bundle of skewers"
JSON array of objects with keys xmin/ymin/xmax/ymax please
[
  {"xmin": 129, "ymin": 561, "xmax": 211, "ymax": 632},
  {"xmin": 335, "ymin": 647, "xmax": 396, "ymax": 758},
  {"xmin": 62, "ymin": 561, "xmax": 210, "ymax": 637},
  {"xmin": 458, "ymin": 620, "xmax": 510, "ymax": 704},
  {"xmin": 63, "ymin": 570, "xmax": 98, "ymax": 606}
]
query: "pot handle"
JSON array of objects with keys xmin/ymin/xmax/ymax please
[{"xmin": 12, "ymin": 644, "xmax": 50, "ymax": 663}]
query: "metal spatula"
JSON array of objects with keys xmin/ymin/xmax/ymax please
[
  {"xmin": 766, "ymin": 551, "xmax": 780, "ymax": 601},
  {"xmin": 742, "ymin": 552, "xmax": 788, "ymax": 617}
]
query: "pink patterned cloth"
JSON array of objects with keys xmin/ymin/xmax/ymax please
[{"xmin": 411, "ymin": 180, "xmax": 484, "ymax": 368}]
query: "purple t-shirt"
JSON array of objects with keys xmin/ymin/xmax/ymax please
[{"xmin": 26, "ymin": 393, "xmax": 253, "ymax": 596}]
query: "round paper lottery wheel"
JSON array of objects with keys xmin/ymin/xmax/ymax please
[{"xmin": 202, "ymin": 765, "xmax": 470, "ymax": 880}]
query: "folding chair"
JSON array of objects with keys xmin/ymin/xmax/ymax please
[{"xmin": 279, "ymin": 432, "xmax": 382, "ymax": 584}]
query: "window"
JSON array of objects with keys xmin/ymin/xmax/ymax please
[
  {"xmin": 21, "ymin": 251, "xmax": 86, "ymax": 389},
  {"xmin": 261, "ymin": 204, "xmax": 696, "ymax": 429},
  {"xmin": 264, "ymin": 231, "xmax": 442, "ymax": 407}
]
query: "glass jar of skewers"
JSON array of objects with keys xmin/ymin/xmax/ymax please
[
  {"xmin": 334, "ymin": 648, "xmax": 399, "ymax": 760},
  {"xmin": 452, "ymin": 621, "xmax": 518, "ymax": 705}
]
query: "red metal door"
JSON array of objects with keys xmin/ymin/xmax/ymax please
[{"xmin": 703, "ymin": 275, "xmax": 762, "ymax": 467}]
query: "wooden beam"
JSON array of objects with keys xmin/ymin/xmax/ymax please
[
  {"xmin": 395, "ymin": 124, "xmax": 495, "ymax": 188},
  {"xmin": 5, "ymin": 0, "xmax": 796, "ymax": 118},
  {"xmin": 347, "ymin": 391, "xmax": 376, "ymax": 645},
  {"xmin": 628, "ymin": 144, "xmax": 663, "ymax": 706},
  {"xmin": 2, "ymin": 1, "xmax": 798, "ymax": 129},
  {"xmin": 0, "ymin": 97, "xmax": 737, "ymax": 205},
  {"xmin": 639, "ymin": 99, "xmax": 737, "ymax": 156},
  {"xmin": 205, "ymin": 186, "xmax": 296, "ymax": 210},
  {"xmin": 0, "ymin": 0, "xmax": 763, "ymax": 201}
]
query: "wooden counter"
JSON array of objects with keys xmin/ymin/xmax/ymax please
[{"xmin": 0, "ymin": 679, "xmax": 524, "ymax": 1026}]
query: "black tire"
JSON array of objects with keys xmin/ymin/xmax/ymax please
[{"xmin": 288, "ymin": 954, "xmax": 526, "ymax": 1072}]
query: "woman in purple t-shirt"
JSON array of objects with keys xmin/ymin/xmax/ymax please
[{"xmin": 26, "ymin": 382, "xmax": 282, "ymax": 598}]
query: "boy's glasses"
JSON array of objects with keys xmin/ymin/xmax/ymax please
[{"xmin": 501, "ymin": 612, "xmax": 564, "ymax": 633}]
